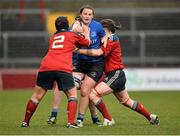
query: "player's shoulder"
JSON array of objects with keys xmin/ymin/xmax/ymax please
[
  {"xmin": 109, "ymin": 34, "xmax": 119, "ymax": 42},
  {"xmin": 53, "ymin": 31, "xmax": 82, "ymax": 40},
  {"xmin": 70, "ymin": 31, "xmax": 84, "ymax": 37},
  {"xmin": 57, "ymin": 30, "xmax": 79, "ymax": 36},
  {"xmin": 90, "ymin": 20, "xmax": 102, "ymax": 27}
]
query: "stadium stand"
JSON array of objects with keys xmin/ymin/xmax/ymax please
[
  {"xmin": 0, "ymin": 0, "xmax": 180, "ymax": 89},
  {"xmin": 0, "ymin": 0, "xmax": 180, "ymax": 68}
]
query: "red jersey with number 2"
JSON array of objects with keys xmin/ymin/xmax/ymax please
[{"xmin": 39, "ymin": 31, "xmax": 90, "ymax": 73}]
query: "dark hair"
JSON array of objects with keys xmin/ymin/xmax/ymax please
[
  {"xmin": 101, "ymin": 19, "xmax": 121, "ymax": 33},
  {"xmin": 79, "ymin": 5, "xmax": 95, "ymax": 15},
  {"xmin": 55, "ymin": 16, "xmax": 69, "ymax": 31}
]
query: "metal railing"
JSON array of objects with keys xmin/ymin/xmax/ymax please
[{"xmin": 0, "ymin": 8, "xmax": 180, "ymax": 68}]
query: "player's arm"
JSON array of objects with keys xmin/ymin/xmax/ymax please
[
  {"xmin": 75, "ymin": 48, "xmax": 104, "ymax": 57},
  {"xmin": 74, "ymin": 29, "xmax": 90, "ymax": 47},
  {"xmin": 101, "ymin": 35, "xmax": 108, "ymax": 48},
  {"xmin": 76, "ymin": 41, "xmax": 112, "ymax": 57},
  {"xmin": 71, "ymin": 21, "xmax": 83, "ymax": 33},
  {"xmin": 98, "ymin": 22, "xmax": 108, "ymax": 47}
]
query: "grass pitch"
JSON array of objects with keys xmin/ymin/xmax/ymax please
[{"xmin": 0, "ymin": 90, "xmax": 180, "ymax": 135}]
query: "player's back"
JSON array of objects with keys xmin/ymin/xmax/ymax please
[
  {"xmin": 102, "ymin": 34, "xmax": 125, "ymax": 73},
  {"xmin": 39, "ymin": 31, "xmax": 89, "ymax": 73}
]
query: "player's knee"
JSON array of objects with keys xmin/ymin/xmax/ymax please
[
  {"xmin": 89, "ymin": 89, "xmax": 100, "ymax": 104},
  {"xmin": 32, "ymin": 86, "xmax": 46, "ymax": 102},
  {"xmin": 80, "ymin": 90, "xmax": 89, "ymax": 97},
  {"xmin": 89, "ymin": 91, "xmax": 96, "ymax": 101}
]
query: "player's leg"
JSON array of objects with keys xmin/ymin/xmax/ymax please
[
  {"xmin": 56, "ymin": 71, "xmax": 78, "ymax": 128},
  {"xmin": 73, "ymin": 72, "xmax": 101, "ymax": 125},
  {"xmin": 21, "ymin": 85, "xmax": 47, "ymax": 127},
  {"xmin": 89, "ymin": 81, "xmax": 114, "ymax": 126},
  {"xmin": 89, "ymin": 69, "xmax": 127, "ymax": 126},
  {"xmin": 47, "ymin": 85, "xmax": 63, "ymax": 124},
  {"xmin": 88, "ymin": 73, "xmax": 106, "ymax": 124},
  {"xmin": 76, "ymin": 75, "xmax": 96, "ymax": 127},
  {"xmin": 74, "ymin": 61, "xmax": 103, "ymax": 127},
  {"xmin": 21, "ymin": 71, "xmax": 55, "ymax": 127},
  {"xmin": 113, "ymin": 90, "xmax": 159, "ymax": 125},
  {"xmin": 65, "ymin": 86, "xmax": 78, "ymax": 128},
  {"xmin": 88, "ymin": 101, "xmax": 101, "ymax": 124}
]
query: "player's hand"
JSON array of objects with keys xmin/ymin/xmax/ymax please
[
  {"xmin": 82, "ymin": 25, "xmax": 90, "ymax": 40},
  {"xmin": 74, "ymin": 48, "xmax": 80, "ymax": 53},
  {"xmin": 72, "ymin": 21, "xmax": 83, "ymax": 33},
  {"xmin": 101, "ymin": 36, "xmax": 108, "ymax": 48}
]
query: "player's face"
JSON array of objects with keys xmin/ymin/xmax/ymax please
[
  {"xmin": 104, "ymin": 27, "xmax": 111, "ymax": 36},
  {"xmin": 80, "ymin": 8, "xmax": 93, "ymax": 25}
]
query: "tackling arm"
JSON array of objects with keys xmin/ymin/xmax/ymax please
[
  {"xmin": 76, "ymin": 48, "xmax": 104, "ymax": 57},
  {"xmin": 101, "ymin": 35, "xmax": 108, "ymax": 48}
]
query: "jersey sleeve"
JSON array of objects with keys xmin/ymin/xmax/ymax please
[
  {"xmin": 101, "ymin": 41, "xmax": 114, "ymax": 57},
  {"xmin": 98, "ymin": 23, "xmax": 106, "ymax": 38},
  {"xmin": 74, "ymin": 33, "xmax": 90, "ymax": 47}
]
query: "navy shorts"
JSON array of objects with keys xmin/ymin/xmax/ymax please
[
  {"xmin": 36, "ymin": 71, "xmax": 75, "ymax": 91},
  {"xmin": 73, "ymin": 60, "xmax": 104, "ymax": 82},
  {"xmin": 103, "ymin": 69, "xmax": 126, "ymax": 92}
]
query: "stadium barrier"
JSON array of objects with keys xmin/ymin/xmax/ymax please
[
  {"xmin": 1, "ymin": 68, "xmax": 180, "ymax": 91},
  {"xmin": 0, "ymin": 69, "xmax": 37, "ymax": 90},
  {"xmin": 125, "ymin": 68, "xmax": 180, "ymax": 91}
]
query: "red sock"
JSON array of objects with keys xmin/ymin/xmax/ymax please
[
  {"xmin": 135, "ymin": 102, "xmax": 151, "ymax": 120},
  {"xmin": 67, "ymin": 99, "xmax": 77, "ymax": 124},
  {"xmin": 23, "ymin": 100, "xmax": 38, "ymax": 125},
  {"xmin": 96, "ymin": 100, "xmax": 112, "ymax": 121}
]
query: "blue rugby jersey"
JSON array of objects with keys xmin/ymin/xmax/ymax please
[{"xmin": 79, "ymin": 20, "xmax": 106, "ymax": 62}]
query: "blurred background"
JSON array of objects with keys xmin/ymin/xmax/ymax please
[{"xmin": 0, "ymin": 0, "xmax": 180, "ymax": 90}]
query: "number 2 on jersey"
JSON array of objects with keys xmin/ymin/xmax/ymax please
[{"xmin": 52, "ymin": 35, "xmax": 65, "ymax": 49}]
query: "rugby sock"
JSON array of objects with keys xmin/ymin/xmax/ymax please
[
  {"xmin": 91, "ymin": 114, "xmax": 99, "ymax": 123},
  {"xmin": 95, "ymin": 99, "xmax": 112, "ymax": 121},
  {"xmin": 77, "ymin": 113, "xmax": 84, "ymax": 122},
  {"xmin": 51, "ymin": 108, "xmax": 58, "ymax": 118},
  {"xmin": 23, "ymin": 100, "xmax": 38, "ymax": 125},
  {"xmin": 132, "ymin": 101, "xmax": 151, "ymax": 120},
  {"xmin": 67, "ymin": 97, "xmax": 77, "ymax": 124}
]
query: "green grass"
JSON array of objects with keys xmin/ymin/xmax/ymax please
[{"xmin": 0, "ymin": 90, "xmax": 180, "ymax": 135}]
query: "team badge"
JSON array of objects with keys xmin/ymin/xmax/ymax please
[
  {"xmin": 91, "ymin": 31, "xmax": 97, "ymax": 37},
  {"xmin": 90, "ymin": 72, "xmax": 97, "ymax": 77}
]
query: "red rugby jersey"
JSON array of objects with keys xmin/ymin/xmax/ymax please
[
  {"xmin": 39, "ymin": 31, "xmax": 89, "ymax": 73},
  {"xmin": 101, "ymin": 39, "xmax": 125, "ymax": 74}
]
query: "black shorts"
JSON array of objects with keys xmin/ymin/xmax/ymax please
[
  {"xmin": 36, "ymin": 71, "xmax": 75, "ymax": 91},
  {"xmin": 103, "ymin": 69, "xmax": 126, "ymax": 92},
  {"xmin": 73, "ymin": 60, "xmax": 104, "ymax": 82}
]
